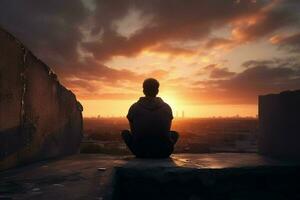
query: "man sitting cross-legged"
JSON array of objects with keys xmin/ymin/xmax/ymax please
[{"xmin": 121, "ymin": 78, "xmax": 179, "ymax": 158}]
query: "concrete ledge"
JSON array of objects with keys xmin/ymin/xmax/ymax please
[
  {"xmin": 113, "ymin": 165, "xmax": 300, "ymax": 200},
  {"xmin": 1, "ymin": 153, "xmax": 300, "ymax": 200},
  {"xmin": 111, "ymin": 154, "xmax": 300, "ymax": 199}
]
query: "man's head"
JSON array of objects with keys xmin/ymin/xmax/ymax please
[{"xmin": 143, "ymin": 78, "xmax": 159, "ymax": 97}]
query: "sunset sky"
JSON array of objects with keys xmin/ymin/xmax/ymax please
[{"xmin": 1, "ymin": 0, "xmax": 300, "ymax": 117}]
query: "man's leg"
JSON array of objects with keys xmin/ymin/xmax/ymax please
[
  {"xmin": 169, "ymin": 131, "xmax": 179, "ymax": 145},
  {"xmin": 121, "ymin": 130, "xmax": 131, "ymax": 145},
  {"xmin": 157, "ymin": 131, "xmax": 179, "ymax": 158},
  {"xmin": 121, "ymin": 130, "xmax": 135, "ymax": 154}
]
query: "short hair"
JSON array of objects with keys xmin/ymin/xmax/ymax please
[{"xmin": 143, "ymin": 78, "xmax": 159, "ymax": 97}]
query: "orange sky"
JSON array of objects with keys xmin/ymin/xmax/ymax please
[{"xmin": 1, "ymin": 0, "xmax": 299, "ymax": 117}]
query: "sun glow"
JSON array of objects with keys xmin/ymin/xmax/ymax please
[
  {"xmin": 80, "ymin": 98, "xmax": 257, "ymax": 118},
  {"xmin": 159, "ymin": 93, "xmax": 181, "ymax": 114}
]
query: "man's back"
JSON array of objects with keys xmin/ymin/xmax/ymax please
[
  {"xmin": 127, "ymin": 97, "xmax": 174, "ymax": 157},
  {"xmin": 128, "ymin": 97, "xmax": 172, "ymax": 137},
  {"xmin": 121, "ymin": 78, "xmax": 179, "ymax": 158}
]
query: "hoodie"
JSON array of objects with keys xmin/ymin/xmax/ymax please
[
  {"xmin": 127, "ymin": 97, "xmax": 173, "ymax": 123},
  {"xmin": 126, "ymin": 97, "xmax": 174, "ymax": 157},
  {"xmin": 137, "ymin": 97, "xmax": 165, "ymax": 110},
  {"xmin": 127, "ymin": 97, "xmax": 173, "ymax": 135}
]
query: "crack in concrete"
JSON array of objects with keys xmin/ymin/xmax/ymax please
[{"xmin": 20, "ymin": 47, "xmax": 28, "ymax": 129}]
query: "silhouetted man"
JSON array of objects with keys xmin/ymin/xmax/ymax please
[{"xmin": 121, "ymin": 78, "xmax": 179, "ymax": 158}]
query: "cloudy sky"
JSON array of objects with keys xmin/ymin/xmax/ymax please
[{"xmin": 1, "ymin": 0, "xmax": 300, "ymax": 117}]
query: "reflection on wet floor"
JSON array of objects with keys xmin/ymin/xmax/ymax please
[{"xmin": 171, "ymin": 153, "xmax": 295, "ymax": 169}]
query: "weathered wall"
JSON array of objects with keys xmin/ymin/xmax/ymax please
[
  {"xmin": 0, "ymin": 27, "xmax": 83, "ymax": 170},
  {"xmin": 258, "ymin": 90, "xmax": 300, "ymax": 158}
]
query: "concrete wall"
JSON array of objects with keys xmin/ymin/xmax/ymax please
[
  {"xmin": 0, "ymin": 27, "xmax": 83, "ymax": 170},
  {"xmin": 258, "ymin": 90, "xmax": 300, "ymax": 159}
]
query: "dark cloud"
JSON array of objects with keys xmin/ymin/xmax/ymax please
[
  {"xmin": 203, "ymin": 64, "xmax": 218, "ymax": 70},
  {"xmin": 0, "ymin": 0, "xmax": 88, "ymax": 68},
  {"xmin": 222, "ymin": 65, "xmax": 299, "ymax": 95},
  {"xmin": 271, "ymin": 32, "xmax": 300, "ymax": 53},
  {"xmin": 189, "ymin": 59, "xmax": 300, "ymax": 104},
  {"xmin": 205, "ymin": 37, "xmax": 235, "ymax": 49},
  {"xmin": 232, "ymin": 6, "xmax": 297, "ymax": 42},
  {"xmin": 83, "ymin": 0, "xmax": 266, "ymax": 60},
  {"xmin": 196, "ymin": 64, "xmax": 236, "ymax": 78},
  {"xmin": 64, "ymin": 79, "xmax": 101, "ymax": 94},
  {"xmin": 242, "ymin": 60, "xmax": 274, "ymax": 68},
  {"xmin": 85, "ymin": 0, "xmax": 300, "ymax": 60},
  {"xmin": 242, "ymin": 57, "xmax": 300, "ymax": 69},
  {"xmin": 210, "ymin": 67, "xmax": 236, "ymax": 79},
  {"xmin": 148, "ymin": 43, "xmax": 195, "ymax": 56}
]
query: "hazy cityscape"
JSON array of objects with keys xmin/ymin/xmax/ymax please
[{"xmin": 81, "ymin": 117, "xmax": 258, "ymax": 155}]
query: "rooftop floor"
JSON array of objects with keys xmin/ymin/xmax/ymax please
[{"xmin": 1, "ymin": 153, "xmax": 300, "ymax": 200}]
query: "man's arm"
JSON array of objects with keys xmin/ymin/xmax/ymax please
[
  {"xmin": 129, "ymin": 121, "xmax": 134, "ymax": 133},
  {"xmin": 166, "ymin": 119, "xmax": 172, "ymax": 132},
  {"xmin": 166, "ymin": 104, "xmax": 173, "ymax": 130},
  {"xmin": 126, "ymin": 104, "xmax": 135, "ymax": 133}
]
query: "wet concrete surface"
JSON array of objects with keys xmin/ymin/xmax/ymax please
[{"xmin": 0, "ymin": 153, "xmax": 299, "ymax": 200}]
